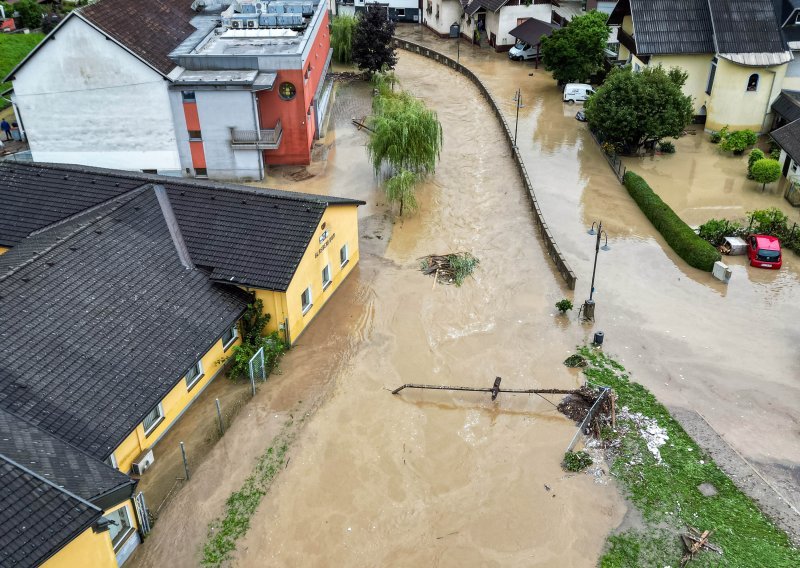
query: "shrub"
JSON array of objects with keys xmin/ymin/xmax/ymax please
[
  {"xmin": 709, "ymin": 126, "xmax": 728, "ymax": 144},
  {"xmin": 747, "ymin": 148, "xmax": 766, "ymax": 179},
  {"xmin": 331, "ymin": 15, "xmax": 357, "ymax": 64},
  {"xmin": 698, "ymin": 218, "xmax": 744, "ymax": 246},
  {"xmin": 563, "ymin": 450, "xmax": 593, "ymax": 472},
  {"xmin": 719, "ymin": 129, "xmax": 757, "ymax": 154},
  {"xmin": 555, "ymin": 298, "xmax": 573, "ymax": 313},
  {"xmin": 658, "ymin": 141, "xmax": 675, "ymax": 154},
  {"xmin": 751, "ymin": 158, "xmax": 781, "ymax": 191},
  {"xmin": 623, "ymin": 172, "xmax": 721, "ymax": 271}
]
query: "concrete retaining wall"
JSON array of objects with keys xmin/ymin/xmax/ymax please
[{"xmin": 392, "ymin": 38, "xmax": 578, "ymax": 290}]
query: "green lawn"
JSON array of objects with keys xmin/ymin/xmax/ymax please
[
  {"xmin": 0, "ymin": 33, "xmax": 45, "ymax": 107},
  {"xmin": 576, "ymin": 348, "xmax": 800, "ymax": 567}
]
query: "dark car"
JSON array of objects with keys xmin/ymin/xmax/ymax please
[{"xmin": 575, "ymin": 111, "xmax": 587, "ymax": 122}]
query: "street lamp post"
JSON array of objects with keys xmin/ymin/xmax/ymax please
[
  {"xmin": 583, "ymin": 220, "xmax": 610, "ymax": 320},
  {"xmin": 512, "ymin": 88, "xmax": 523, "ymax": 147},
  {"xmin": 457, "ymin": 37, "xmax": 460, "ymax": 65}
]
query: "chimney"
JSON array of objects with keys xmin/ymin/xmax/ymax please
[{"xmin": 153, "ymin": 185, "xmax": 194, "ymax": 270}]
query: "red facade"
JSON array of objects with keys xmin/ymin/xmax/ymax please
[{"xmin": 258, "ymin": 10, "xmax": 330, "ymax": 166}]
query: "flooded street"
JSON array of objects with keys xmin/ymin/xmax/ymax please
[
  {"xmin": 233, "ymin": 54, "xmax": 625, "ymax": 565},
  {"xmin": 395, "ymin": 26, "xmax": 800, "ymax": 512}
]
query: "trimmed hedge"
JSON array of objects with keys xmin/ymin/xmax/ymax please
[{"xmin": 623, "ymin": 172, "xmax": 721, "ymax": 271}]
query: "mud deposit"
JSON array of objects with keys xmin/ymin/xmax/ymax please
[{"xmin": 231, "ymin": 55, "xmax": 625, "ymax": 566}]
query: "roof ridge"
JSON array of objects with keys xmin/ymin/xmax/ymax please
[
  {"xmin": 0, "ymin": 453, "xmax": 102, "ymax": 513},
  {"xmin": 0, "ymin": 187, "xmax": 147, "ymax": 283}
]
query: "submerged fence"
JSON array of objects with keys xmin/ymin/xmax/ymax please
[
  {"xmin": 392, "ymin": 38, "xmax": 577, "ymax": 290},
  {"xmin": 587, "ymin": 127, "xmax": 626, "ymax": 183}
]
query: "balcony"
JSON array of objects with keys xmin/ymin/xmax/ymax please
[
  {"xmin": 230, "ymin": 121, "xmax": 282, "ymax": 150},
  {"xmin": 617, "ymin": 27, "xmax": 637, "ymax": 57}
]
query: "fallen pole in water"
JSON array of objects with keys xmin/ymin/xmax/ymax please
[{"xmin": 391, "ymin": 377, "xmax": 577, "ymax": 401}]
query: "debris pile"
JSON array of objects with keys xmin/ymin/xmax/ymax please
[
  {"xmin": 419, "ymin": 252, "xmax": 480, "ymax": 286},
  {"xmin": 618, "ymin": 406, "xmax": 669, "ymax": 463},
  {"xmin": 681, "ymin": 527, "xmax": 723, "ymax": 565}
]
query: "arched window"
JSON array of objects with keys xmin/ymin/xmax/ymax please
[{"xmin": 747, "ymin": 74, "xmax": 759, "ymax": 92}]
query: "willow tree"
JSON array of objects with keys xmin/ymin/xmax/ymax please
[
  {"xmin": 367, "ymin": 84, "xmax": 443, "ymax": 215},
  {"xmin": 331, "ymin": 15, "xmax": 357, "ymax": 64}
]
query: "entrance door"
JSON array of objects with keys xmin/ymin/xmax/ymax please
[{"xmin": 783, "ymin": 155, "xmax": 791, "ymax": 177}]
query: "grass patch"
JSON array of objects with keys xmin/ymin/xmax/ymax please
[
  {"xmin": 0, "ymin": 33, "xmax": 45, "ymax": 107},
  {"xmin": 201, "ymin": 423, "xmax": 294, "ymax": 566},
  {"xmin": 623, "ymin": 171, "xmax": 720, "ymax": 271},
  {"xmin": 577, "ymin": 347, "xmax": 799, "ymax": 567}
]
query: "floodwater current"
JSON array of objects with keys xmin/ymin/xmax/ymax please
[{"xmin": 232, "ymin": 55, "xmax": 627, "ymax": 565}]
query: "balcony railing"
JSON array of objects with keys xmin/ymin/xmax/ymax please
[
  {"xmin": 617, "ymin": 27, "xmax": 637, "ymax": 57},
  {"xmin": 230, "ymin": 120, "xmax": 282, "ymax": 150}
]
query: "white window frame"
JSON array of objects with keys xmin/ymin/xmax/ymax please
[
  {"xmin": 322, "ymin": 264, "xmax": 332, "ymax": 290},
  {"xmin": 301, "ymin": 286, "xmax": 313, "ymax": 314},
  {"xmin": 107, "ymin": 505, "xmax": 135, "ymax": 551},
  {"xmin": 221, "ymin": 324, "xmax": 239, "ymax": 350},
  {"xmin": 142, "ymin": 403, "xmax": 164, "ymax": 436},
  {"xmin": 340, "ymin": 243, "xmax": 349, "ymax": 267},
  {"xmin": 105, "ymin": 453, "xmax": 118, "ymax": 470},
  {"xmin": 184, "ymin": 360, "xmax": 204, "ymax": 390}
]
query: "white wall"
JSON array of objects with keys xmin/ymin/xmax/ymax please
[
  {"xmin": 426, "ymin": 0, "xmax": 462, "ymax": 35},
  {"xmin": 169, "ymin": 89, "xmax": 263, "ymax": 181},
  {"xmin": 11, "ymin": 15, "xmax": 180, "ymax": 172},
  {"xmin": 495, "ymin": 5, "xmax": 551, "ymax": 48}
]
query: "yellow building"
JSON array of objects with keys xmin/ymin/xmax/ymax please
[
  {"xmin": 609, "ymin": 0, "xmax": 792, "ymax": 133},
  {"xmin": 0, "ymin": 161, "xmax": 363, "ymax": 565}
]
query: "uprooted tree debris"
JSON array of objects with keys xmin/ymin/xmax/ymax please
[
  {"xmin": 419, "ymin": 252, "xmax": 480, "ymax": 287},
  {"xmin": 681, "ymin": 527, "xmax": 723, "ymax": 566}
]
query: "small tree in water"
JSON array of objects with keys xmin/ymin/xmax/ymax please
[
  {"xmin": 352, "ymin": 4, "xmax": 397, "ymax": 76},
  {"xmin": 367, "ymin": 73, "xmax": 443, "ymax": 215}
]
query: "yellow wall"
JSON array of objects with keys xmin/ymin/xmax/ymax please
[
  {"xmin": 0, "ymin": 246, "xmax": 8, "ymax": 255},
  {"xmin": 41, "ymin": 501, "xmax": 137, "ymax": 568},
  {"xmin": 706, "ymin": 58, "xmax": 786, "ymax": 133},
  {"xmin": 111, "ymin": 330, "xmax": 241, "ymax": 473},
  {"xmin": 252, "ymin": 204, "xmax": 360, "ymax": 344},
  {"xmin": 617, "ymin": 15, "xmax": 633, "ymax": 60},
  {"xmin": 651, "ymin": 54, "xmax": 714, "ymax": 114}
]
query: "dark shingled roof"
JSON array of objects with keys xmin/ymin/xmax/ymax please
[
  {"xmin": 0, "ymin": 162, "xmax": 364, "ymax": 290},
  {"xmin": 771, "ymin": 90, "xmax": 800, "ymax": 123},
  {"xmin": 708, "ymin": 0, "xmax": 787, "ymax": 54},
  {"xmin": 509, "ymin": 17, "xmax": 556, "ymax": 46},
  {"xmin": 0, "ymin": 454, "xmax": 101, "ymax": 568},
  {"xmin": 0, "ymin": 408, "xmax": 134, "ymax": 504},
  {"xmin": 79, "ymin": 0, "xmax": 197, "ymax": 75},
  {"xmin": 465, "ymin": 0, "xmax": 508, "ymax": 16},
  {"xmin": 0, "ymin": 188, "xmax": 250, "ymax": 460},
  {"xmin": 771, "ymin": 118, "xmax": 800, "ymax": 163}
]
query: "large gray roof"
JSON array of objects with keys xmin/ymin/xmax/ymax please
[
  {"xmin": 0, "ymin": 188, "xmax": 250, "ymax": 460},
  {"xmin": 771, "ymin": 90, "xmax": 800, "ymax": 123},
  {"xmin": 0, "ymin": 162, "xmax": 364, "ymax": 291},
  {"xmin": 0, "ymin": 454, "xmax": 101, "ymax": 568},
  {"xmin": 708, "ymin": 0, "xmax": 788, "ymax": 54},
  {"xmin": 771, "ymin": 118, "xmax": 800, "ymax": 163}
]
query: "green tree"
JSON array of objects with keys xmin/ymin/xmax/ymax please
[
  {"xmin": 540, "ymin": 11, "xmax": 609, "ymax": 84},
  {"xmin": 352, "ymin": 4, "xmax": 397, "ymax": 77},
  {"xmin": 584, "ymin": 65, "xmax": 693, "ymax": 153},
  {"xmin": 367, "ymin": 74, "xmax": 443, "ymax": 215},
  {"xmin": 747, "ymin": 148, "xmax": 765, "ymax": 179},
  {"xmin": 750, "ymin": 158, "xmax": 781, "ymax": 192},
  {"xmin": 331, "ymin": 15, "xmax": 357, "ymax": 64},
  {"xmin": 14, "ymin": 0, "xmax": 43, "ymax": 29}
]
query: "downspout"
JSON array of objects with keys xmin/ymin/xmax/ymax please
[
  {"xmin": 252, "ymin": 91, "xmax": 264, "ymax": 180},
  {"xmin": 761, "ymin": 68, "xmax": 777, "ymax": 134}
]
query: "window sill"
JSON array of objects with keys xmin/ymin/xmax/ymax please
[
  {"xmin": 302, "ymin": 304, "xmax": 313, "ymax": 315},
  {"xmin": 322, "ymin": 280, "xmax": 332, "ymax": 291},
  {"xmin": 143, "ymin": 416, "xmax": 165, "ymax": 438},
  {"xmin": 112, "ymin": 527, "xmax": 136, "ymax": 552},
  {"xmin": 222, "ymin": 338, "xmax": 237, "ymax": 352},
  {"xmin": 185, "ymin": 374, "xmax": 205, "ymax": 393},
  {"xmin": 340, "ymin": 259, "xmax": 349, "ymax": 269}
]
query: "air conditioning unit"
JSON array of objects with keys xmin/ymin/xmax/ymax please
[
  {"xmin": 247, "ymin": 19, "xmax": 256, "ymax": 28},
  {"xmin": 232, "ymin": 19, "xmax": 240, "ymax": 27},
  {"xmin": 131, "ymin": 448, "xmax": 155, "ymax": 475}
]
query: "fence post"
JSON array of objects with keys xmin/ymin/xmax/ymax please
[
  {"xmin": 215, "ymin": 398, "xmax": 225, "ymax": 436},
  {"xmin": 180, "ymin": 441, "xmax": 190, "ymax": 481}
]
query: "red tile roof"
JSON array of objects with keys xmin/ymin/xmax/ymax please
[{"xmin": 79, "ymin": 0, "xmax": 197, "ymax": 75}]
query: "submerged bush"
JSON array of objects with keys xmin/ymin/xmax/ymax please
[
  {"xmin": 623, "ymin": 172, "xmax": 721, "ymax": 271},
  {"xmin": 563, "ymin": 450, "xmax": 593, "ymax": 472},
  {"xmin": 657, "ymin": 141, "xmax": 675, "ymax": 154}
]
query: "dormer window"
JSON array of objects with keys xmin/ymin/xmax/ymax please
[
  {"xmin": 795, "ymin": 12, "xmax": 800, "ymax": 24},
  {"xmin": 747, "ymin": 73, "xmax": 759, "ymax": 92}
]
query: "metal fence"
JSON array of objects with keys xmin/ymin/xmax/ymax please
[
  {"xmin": 392, "ymin": 38, "xmax": 577, "ymax": 290},
  {"xmin": 587, "ymin": 127, "xmax": 626, "ymax": 183},
  {"xmin": 565, "ymin": 386, "xmax": 611, "ymax": 452}
]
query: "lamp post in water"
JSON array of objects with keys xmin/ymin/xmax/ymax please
[
  {"xmin": 512, "ymin": 88, "xmax": 524, "ymax": 147},
  {"xmin": 583, "ymin": 220, "xmax": 610, "ymax": 320}
]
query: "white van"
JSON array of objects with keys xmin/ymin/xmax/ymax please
[
  {"xmin": 563, "ymin": 83, "xmax": 595, "ymax": 103},
  {"xmin": 508, "ymin": 41, "xmax": 538, "ymax": 61}
]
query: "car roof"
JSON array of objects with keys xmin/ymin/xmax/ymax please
[{"xmin": 753, "ymin": 234, "xmax": 781, "ymax": 249}]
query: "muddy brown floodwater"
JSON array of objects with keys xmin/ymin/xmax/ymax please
[
  {"xmin": 232, "ymin": 55, "xmax": 625, "ymax": 565},
  {"xmin": 396, "ymin": 26, "xmax": 800, "ymax": 520}
]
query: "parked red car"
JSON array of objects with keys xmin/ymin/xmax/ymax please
[{"xmin": 747, "ymin": 234, "xmax": 782, "ymax": 269}]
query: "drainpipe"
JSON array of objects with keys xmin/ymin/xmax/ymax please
[
  {"xmin": 761, "ymin": 69, "xmax": 777, "ymax": 134},
  {"xmin": 252, "ymin": 92, "xmax": 264, "ymax": 180}
]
